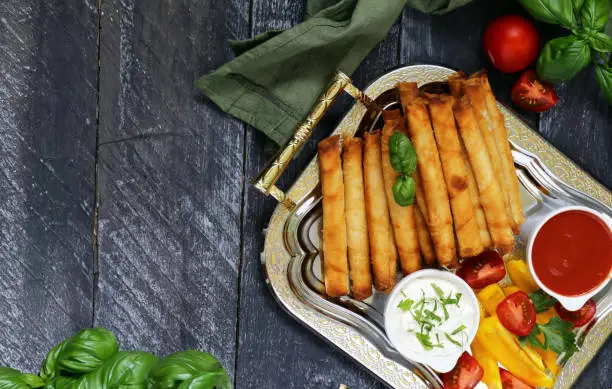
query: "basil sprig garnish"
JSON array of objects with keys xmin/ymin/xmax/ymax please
[
  {"xmin": 518, "ymin": 0, "xmax": 612, "ymax": 104},
  {"xmin": 388, "ymin": 131, "xmax": 418, "ymax": 206}
]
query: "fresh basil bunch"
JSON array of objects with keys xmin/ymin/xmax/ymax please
[
  {"xmin": 519, "ymin": 0, "xmax": 612, "ymax": 103},
  {"xmin": 388, "ymin": 131, "xmax": 418, "ymax": 206},
  {"xmin": 0, "ymin": 328, "xmax": 231, "ymax": 389}
]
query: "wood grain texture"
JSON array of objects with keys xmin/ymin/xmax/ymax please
[
  {"xmin": 538, "ymin": 66, "xmax": 612, "ymax": 189},
  {"xmin": 0, "ymin": 0, "xmax": 97, "ymax": 372},
  {"xmin": 94, "ymin": 0, "xmax": 249, "ymax": 379},
  {"xmin": 234, "ymin": 1, "xmax": 398, "ymax": 388}
]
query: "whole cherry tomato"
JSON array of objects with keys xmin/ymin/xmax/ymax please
[{"xmin": 484, "ymin": 15, "xmax": 539, "ymax": 73}]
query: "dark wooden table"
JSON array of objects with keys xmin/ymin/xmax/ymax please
[{"xmin": 0, "ymin": 0, "xmax": 610, "ymax": 388}]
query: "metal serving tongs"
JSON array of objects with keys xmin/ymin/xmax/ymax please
[{"xmin": 252, "ymin": 71, "xmax": 381, "ymax": 210}]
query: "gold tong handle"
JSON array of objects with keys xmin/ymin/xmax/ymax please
[{"xmin": 252, "ymin": 70, "xmax": 379, "ymax": 210}]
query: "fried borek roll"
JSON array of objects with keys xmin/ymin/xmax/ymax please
[
  {"xmin": 381, "ymin": 110, "xmax": 421, "ymax": 274},
  {"xmin": 461, "ymin": 140, "xmax": 493, "ymax": 248},
  {"xmin": 427, "ymin": 96, "xmax": 483, "ymax": 258},
  {"xmin": 462, "ymin": 77, "xmax": 517, "ymax": 233},
  {"xmin": 414, "ymin": 205, "xmax": 436, "ymax": 266},
  {"xmin": 475, "ymin": 71, "xmax": 525, "ymax": 229},
  {"xmin": 453, "ymin": 98, "xmax": 514, "ymax": 254},
  {"xmin": 318, "ymin": 135, "xmax": 349, "ymax": 297},
  {"xmin": 364, "ymin": 131, "xmax": 397, "ymax": 292},
  {"xmin": 404, "ymin": 99, "xmax": 457, "ymax": 266},
  {"xmin": 342, "ymin": 137, "xmax": 372, "ymax": 300}
]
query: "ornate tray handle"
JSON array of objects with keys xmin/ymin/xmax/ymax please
[{"xmin": 252, "ymin": 71, "xmax": 380, "ymax": 210}]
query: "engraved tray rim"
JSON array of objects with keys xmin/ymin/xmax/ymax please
[{"xmin": 260, "ymin": 64, "xmax": 612, "ymax": 389}]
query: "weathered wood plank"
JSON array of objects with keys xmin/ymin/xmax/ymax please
[
  {"xmin": 94, "ymin": 0, "xmax": 249, "ymax": 378},
  {"xmin": 538, "ymin": 67, "xmax": 612, "ymax": 189},
  {"xmin": 0, "ymin": 0, "xmax": 97, "ymax": 372},
  {"xmin": 235, "ymin": 1, "xmax": 400, "ymax": 387}
]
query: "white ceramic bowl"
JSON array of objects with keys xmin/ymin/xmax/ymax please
[
  {"xmin": 383, "ymin": 269, "xmax": 480, "ymax": 373},
  {"xmin": 525, "ymin": 205, "xmax": 612, "ymax": 311}
]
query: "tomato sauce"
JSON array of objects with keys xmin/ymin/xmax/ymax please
[{"xmin": 532, "ymin": 210, "xmax": 612, "ymax": 296}]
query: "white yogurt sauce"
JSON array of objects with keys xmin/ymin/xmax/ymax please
[{"xmin": 386, "ymin": 277, "xmax": 476, "ymax": 358}]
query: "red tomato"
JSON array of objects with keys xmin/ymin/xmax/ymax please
[
  {"xmin": 496, "ymin": 291, "xmax": 536, "ymax": 336},
  {"xmin": 483, "ymin": 15, "xmax": 539, "ymax": 73},
  {"xmin": 500, "ymin": 368, "xmax": 534, "ymax": 389},
  {"xmin": 555, "ymin": 299, "xmax": 597, "ymax": 327},
  {"xmin": 511, "ymin": 70, "xmax": 559, "ymax": 112},
  {"xmin": 457, "ymin": 250, "xmax": 506, "ymax": 289},
  {"xmin": 442, "ymin": 352, "xmax": 484, "ymax": 389}
]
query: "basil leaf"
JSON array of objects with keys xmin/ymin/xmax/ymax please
[
  {"xmin": 573, "ymin": 0, "xmax": 586, "ymax": 14},
  {"xmin": 518, "ymin": 0, "xmax": 577, "ymax": 29},
  {"xmin": 0, "ymin": 368, "xmax": 44, "ymax": 389},
  {"xmin": 537, "ymin": 36, "xmax": 591, "ymax": 82},
  {"xmin": 393, "ymin": 175, "xmax": 415, "ymax": 206},
  {"xmin": 41, "ymin": 328, "xmax": 120, "ymax": 381},
  {"xmin": 588, "ymin": 31, "xmax": 612, "ymax": 51},
  {"xmin": 148, "ymin": 350, "xmax": 231, "ymax": 389},
  {"xmin": 606, "ymin": 9, "xmax": 612, "ymax": 36},
  {"xmin": 595, "ymin": 64, "xmax": 612, "ymax": 103},
  {"xmin": 389, "ymin": 131, "xmax": 417, "ymax": 175},
  {"xmin": 581, "ymin": 0, "xmax": 612, "ymax": 31}
]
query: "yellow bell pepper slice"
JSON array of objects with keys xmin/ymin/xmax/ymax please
[
  {"xmin": 507, "ymin": 260, "xmax": 539, "ymax": 293},
  {"xmin": 476, "ymin": 317, "xmax": 554, "ymax": 388},
  {"xmin": 477, "ymin": 284, "xmax": 506, "ymax": 316},
  {"xmin": 537, "ymin": 307, "xmax": 558, "ymax": 324},
  {"xmin": 536, "ymin": 332, "xmax": 561, "ymax": 375},
  {"xmin": 502, "ymin": 285, "xmax": 522, "ymax": 295},
  {"xmin": 471, "ymin": 337, "xmax": 502, "ymax": 389},
  {"xmin": 514, "ymin": 338, "xmax": 546, "ymax": 371},
  {"xmin": 479, "ymin": 302, "xmax": 487, "ymax": 318}
]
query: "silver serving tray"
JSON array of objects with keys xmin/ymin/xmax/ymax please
[{"xmin": 260, "ymin": 65, "xmax": 612, "ymax": 389}]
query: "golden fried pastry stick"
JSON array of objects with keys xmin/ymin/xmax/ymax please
[
  {"xmin": 461, "ymin": 140, "xmax": 493, "ymax": 248},
  {"xmin": 342, "ymin": 137, "xmax": 373, "ymax": 300},
  {"xmin": 427, "ymin": 95, "xmax": 483, "ymax": 258},
  {"xmin": 364, "ymin": 131, "xmax": 397, "ymax": 292},
  {"xmin": 475, "ymin": 71, "xmax": 525, "ymax": 229},
  {"xmin": 381, "ymin": 110, "xmax": 421, "ymax": 274},
  {"xmin": 318, "ymin": 135, "xmax": 349, "ymax": 297},
  {"xmin": 403, "ymin": 98, "xmax": 457, "ymax": 266},
  {"xmin": 453, "ymin": 98, "xmax": 515, "ymax": 254},
  {"xmin": 462, "ymin": 77, "xmax": 518, "ymax": 233},
  {"xmin": 414, "ymin": 205, "xmax": 436, "ymax": 266}
]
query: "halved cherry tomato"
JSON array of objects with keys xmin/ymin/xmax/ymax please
[
  {"xmin": 483, "ymin": 15, "xmax": 539, "ymax": 73},
  {"xmin": 500, "ymin": 368, "xmax": 534, "ymax": 389},
  {"xmin": 511, "ymin": 70, "xmax": 559, "ymax": 112},
  {"xmin": 442, "ymin": 352, "xmax": 484, "ymax": 389},
  {"xmin": 496, "ymin": 291, "xmax": 536, "ymax": 336},
  {"xmin": 555, "ymin": 299, "xmax": 596, "ymax": 327},
  {"xmin": 457, "ymin": 250, "xmax": 506, "ymax": 289}
]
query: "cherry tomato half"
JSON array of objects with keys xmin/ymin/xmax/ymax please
[
  {"xmin": 497, "ymin": 291, "xmax": 537, "ymax": 336},
  {"xmin": 457, "ymin": 250, "xmax": 506, "ymax": 289},
  {"xmin": 483, "ymin": 15, "xmax": 539, "ymax": 73},
  {"xmin": 442, "ymin": 352, "xmax": 484, "ymax": 389},
  {"xmin": 500, "ymin": 368, "xmax": 534, "ymax": 389},
  {"xmin": 555, "ymin": 299, "xmax": 596, "ymax": 327},
  {"xmin": 511, "ymin": 70, "xmax": 559, "ymax": 112}
]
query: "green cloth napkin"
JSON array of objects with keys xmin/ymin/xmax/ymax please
[{"xmin": 196, "ymin": 0, "xmax": 472, "ymax": 146}]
